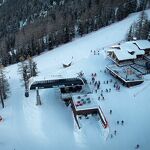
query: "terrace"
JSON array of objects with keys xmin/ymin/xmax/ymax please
[
  {"xmin": 71, "ymin": 93, "xmax": 108, "ymax": 129},
  {"xmin": 72, "ymin": 94, "xmax": 98, "ymax": 111},
  {"xmin": 106, "ymin": 64, "xmax": 144, "ymax": 87}
]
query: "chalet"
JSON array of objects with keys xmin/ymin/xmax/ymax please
[
  {"xmin": 106, "ymin": 40, "xmax": 150, "ymax": 87},
  {"xmin": 133, "ymin": 40, "xmax": 150, "ymax": 55},
  {"xmin": 107, "ymin": 41, "xmax": 145, "ymax": 65}
]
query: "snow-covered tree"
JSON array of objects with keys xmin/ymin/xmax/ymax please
[
  {"xmin": 126, "ymin": 25, "xmax": 134, "ymax": 41},
  {"xmin": 27, "ymin": 56, "xmax": 38, "ymax": 78},
  {"xmin": 126, "ymin": 11, "xmax": 150, "ymax": 41},
  {"xmin": 18, "ymin": 55, "xmax": 38, "ymax": 97},
  {"xmin": 0, "ymin": 62, "xmax": 9, "ymax": 108}
]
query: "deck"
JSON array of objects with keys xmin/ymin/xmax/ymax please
[{"xmin": 106, "ymin": 65, "xmax": 144, "ymax": 87}]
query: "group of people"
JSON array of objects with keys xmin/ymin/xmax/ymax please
[
  {"xmin": 91, "ymin": 50, "xmax": 100, "ymax": 55},
  {"xmin": 89, "ymin": 71, "xmax": 140, "ymax": 149},
  {"xmin": 114, "ymin": 81, "xmax": 121, "ymax": 91}
]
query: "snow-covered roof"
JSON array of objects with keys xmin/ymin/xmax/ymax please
[
  {"xmin": 133, "ymin": 40, "xmax": 150, "ymax": 50},
  {"xmin": 29, "ymin": 75, "xmax": 86, "ymax": 90},
  {"xmin": 113, "ymin": 49, "xmax": 137, "ymax": 61},
  {"xmin": 108, "ymin": 41, "xmax": 145, "ymax": 61}
]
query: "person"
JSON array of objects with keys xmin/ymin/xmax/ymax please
[
  {"xmin": 110, "ymin": 110, "xmax": 112, "ymax": 114},
  {"xmin": 114, "ymin": 130, "xmax": 117, "ymax": 135},
  {"xmin": 110, "ymin": 134, "xmax": 113, "ymax": 138},
  {"xmin": 94, "ymin": 81, "xmax": 97, "ymax": 86},
  {"xmin": 121, "ymin": 120, "xmax": 124, "ymax": 125},
  {"xmin": 135, "ymin": 144, "xmax": 140, "ymax": 149},
  {"xmin": 92, "ymin": 77, "xmax": 95, "ymax": 83},
  {"xmin": 117, "ymin": 121, "xmax": 119, "ymax": 125},
  {"xmin": 0, "ymin": 116, "xmax": 2, "ymax": 121}
]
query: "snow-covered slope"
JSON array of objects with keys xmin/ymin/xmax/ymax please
[{"xmin": 0, "ymin": 10, "xmax": 150, "ymax": 150}]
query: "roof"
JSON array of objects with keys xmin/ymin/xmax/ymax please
[
  {"xmin": 107, "ymin": 41, "xmax": 145, "ymax": 61},
  {"xmin": 113, "ymin": 49, "xmax": 137, "ymax": 61},
  {"xmin": 72, "ymin": 93, "xmax": 98, "ymax": 111},
  {"xmin": 133, "ymin": 40, "xmax": 150, "ymax": 50},
  {"xmin": 29, "ymin": 76, "xmax": 86, "ymax": 90}
]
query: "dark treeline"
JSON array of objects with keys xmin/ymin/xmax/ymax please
[
  {"xmin": 126, "ymin": 11, "xmax": 150, "ymax": 41},
  {"xmin": 0, "ymin": 0, "xmax": 150, "ymax": 66}
]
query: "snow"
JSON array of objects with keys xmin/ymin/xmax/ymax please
[
  {"xmin": 107, "ymin": 41, "xmax": 146, "ymax": 61},
  {"xmin": 0, "ymin": 10, "xmax": 150, "ymax": 150},
  {"xmin": 133, "ymin": 40, "xmax": 150, "ymax": 50}
]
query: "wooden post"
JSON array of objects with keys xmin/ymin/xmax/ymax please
[
  {"xmin": 36, "ymin": 87, "xmax": 41, "ymax": 105},
  {"xmin": 0, "ymin": 88, "xmax": 4, "ymax": 108}
]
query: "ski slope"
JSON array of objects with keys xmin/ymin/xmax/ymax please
[{"xmin": 0, "ymin": 10, "xmax": 150, "ymax": 150}]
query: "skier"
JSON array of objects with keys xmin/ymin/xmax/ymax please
[
  {"xmin": 121, "ymin": 120, "xmax": 124, "ymax": 125},
  {"xmin": 135, "ymin": 144, "xmax": 140, "ymax": 149},
  {"xmin": 110, "ymin": 110, "xmax": 112, "ymax": 114},
  {"xmin": 110, "ymin": 134, "xmax": 113, "ymax": 138},
  {"xmin": 114, "ymin": 130, "xmax": 117, "ymax": 135},
  {"xmin": 94, "ymin": 81, "xmax": 97, "ymax": 86},
  {"xmin": 117, "ymin": 121, "xmax": 119, "ymax": 125},
  {"xmin": 0, "ymin": 116, "xmax": 2, "ymax": 122},
  {"xmin": 92, "ymin": 77, "xmax": 95, "ymax": 83}
]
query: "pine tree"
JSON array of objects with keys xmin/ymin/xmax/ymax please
[
  {"xmin": 27, "ymin": 56, "xmax": 38, "ymax": 78},
  {"xmin": 136, "ymin": 11, "xmax": 148, "ymax": 39},
  {"xmin": 128, "ymin": 11, "xmax": 150, "ymax": 40},
  {"xmin": 0, "ymin": 63, "xmax": 9, "ymax": 108},
  {"xmin": 126, "ymin": 25, "xmax": 134, "ymax": 41}
]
